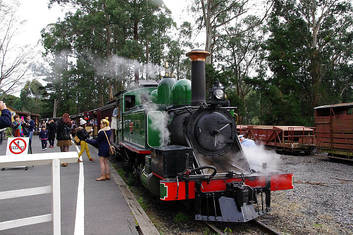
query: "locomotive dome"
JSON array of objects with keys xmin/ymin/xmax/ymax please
[
  {"xmin": 156, "ymin": 77, "xmax": 176, "ymax": 105},
  {"xmin": 171, "ymin": 79, "xmax": 191, "ymax": 106}
]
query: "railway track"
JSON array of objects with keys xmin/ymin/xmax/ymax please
[
  {"xmin": 206, "ymin": 219, "xmax": 281, "ymax": 235},
  {"xmin": 252, "ymin": 220, "xmax": 281, "ymax": 235}
]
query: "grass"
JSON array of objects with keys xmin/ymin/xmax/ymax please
[
  {"xmin": 313, "ymin": 223, "xmax": 323, "ymax": 229},
  {"xmin": 201, "ymin": 227, "xmax": 216, "ymax": 235},
  {"xmin": 137, "ymin": 196, "xmax": 150, "ymax": 210},
  {"xmin": 173, "ymin": 212, "xmax": 190, "ymax": 223}
]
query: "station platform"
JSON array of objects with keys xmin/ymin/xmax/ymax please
[{"xmin": 0, "ymin": 137, "xmax": 140, "ymax": 235}]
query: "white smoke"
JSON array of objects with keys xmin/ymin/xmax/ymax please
[
  {"xmin": 90, "ymin": 54, "xmax": 163, "ymax": 81},
  {"xmin": 142, "ymin": 95, "xmax": 170, "ymax": 146},
  {"xmin": 242, "ymin": 144, "xmax": 281, "ymax": 173},
  {"xmin": 52, "ymin": 50, "xmax": 72, "ymax": 74}
]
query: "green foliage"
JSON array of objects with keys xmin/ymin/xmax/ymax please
[
  {"xmin": 137, "ymin": 196, "xmax": 149, "ymax": 210},
  {"xmin": 41, "ymin": 0, "xmax": 175, "ymax": 115},
  {"xmin": 173, "ymin": 212, "xmax": 189, "ymax": 224},
  {"xmin": 18, "ymin": 80, "xmax": 50, "ymax": 116},
  {"xmin": 261, "ymin": 0, "xmax": 353, "ymax": 125},
  {"xmin": 1, "ymin": 94, "xmax": 22, "ymax": 110}
]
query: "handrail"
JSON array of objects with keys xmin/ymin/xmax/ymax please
[
  {"xmin": 0, "ymin": 152, "xmax": 77, "ymax": 167},
  {"xmin": 0, "ymin": 152, "xmax": 77, "ymax": 235}
]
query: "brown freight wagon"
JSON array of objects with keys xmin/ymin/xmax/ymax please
[
  {"xmin": 314, "ymin": 102, "xmax": 353, "ymax": 160},
  {"xmin": 237, "ymin": 125, "xmax": 315, "ymax": 154}
]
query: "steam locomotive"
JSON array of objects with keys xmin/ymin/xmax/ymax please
[{"xmin": 88, "ymin": 50, "xmax": 293, "ymax": 222}]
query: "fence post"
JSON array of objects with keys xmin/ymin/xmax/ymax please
[{"xmin": 52, "ymin": 159, "xmax": 61, "ymax": 235}]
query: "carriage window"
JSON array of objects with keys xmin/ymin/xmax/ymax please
[
  {"xmin": 347, "ymin": 108, "xmax": 353, "ymax": 115},
  {"xmin": 125, "ymin": 95, "xmax": 136, "ymax": 110}
]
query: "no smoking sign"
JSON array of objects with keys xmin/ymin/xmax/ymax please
[{"xmin": 6, "ymin": 137, "xmax": 29, "ymax": 155}]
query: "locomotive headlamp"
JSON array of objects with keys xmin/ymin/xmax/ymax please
[
  {"xmin": 214, "ymin": 89, "xmax": 224, "ymax": 100},
  {"xmin": 212, "ymin": 82, "xmax": 225, "ymax": 100}
]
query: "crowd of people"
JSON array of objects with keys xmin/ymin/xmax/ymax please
[{"xmin": 0, "ymin": 103, "xmax": 113, "ymax": 181}]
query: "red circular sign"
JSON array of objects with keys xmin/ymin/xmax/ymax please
[{"xmin": 9, "ymin": 138, "xmax": 27, "ymax": 154}]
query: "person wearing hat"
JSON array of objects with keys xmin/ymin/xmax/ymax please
[{"xmin": 76, "ymin": 118, "xmax": 93, "ymax": 162}]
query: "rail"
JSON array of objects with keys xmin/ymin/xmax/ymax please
[{"xmin": 0, "ymin": 152, "xmax": 77, "ymax": 235}]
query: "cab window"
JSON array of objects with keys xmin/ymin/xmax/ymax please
[{"xmin": 125, "ymin": 95, "xmax": 136, "ymax": 110}]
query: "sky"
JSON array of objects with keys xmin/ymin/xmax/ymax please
[
  {"xmin": 15, "ymin": 1, "xmax": 69, "ymax": 47},
  {"xmin": 6, "ymin": 0, "xmax": 191, "ymax": 95},
  {"xmin": 14, "ymin": 0, "xmax": 190, "ymax": 49}
]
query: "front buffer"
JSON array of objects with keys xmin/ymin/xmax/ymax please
[{"xmin": 159, "ymin": 172, "xmax": 293, "ymax": 222}]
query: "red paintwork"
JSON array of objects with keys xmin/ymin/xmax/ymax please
[
  {"xmin": 152, "ymin": 172, "xmax": 165, "ymax": 180},
  {"xmin": 119, "ymin": 141, "xmax": 151, "ymax": 154},
  {"xmin": 160, "ymin": 173, "xmax": 293, "ymax": 201},
  {"xmin": 314, "ymin": 103, "xmax": 353, "ymax": 156}
]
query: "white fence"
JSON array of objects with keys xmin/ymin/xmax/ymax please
[{"xmin": 0, "ymin": 152, "xmax": 77, "ymax": 235}]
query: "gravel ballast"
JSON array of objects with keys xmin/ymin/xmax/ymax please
[
  {"xmin": 261, "ymin": 154, "xmax": 353, "ymax": 234},
  {"xmin": 113, "ymin": 153, "xmax": 353, "ymax": 234}
]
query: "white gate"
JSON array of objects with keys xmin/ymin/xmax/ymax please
[{"xmin": 0, "ymin": 152, "xmax": 77, "ymax": 235}]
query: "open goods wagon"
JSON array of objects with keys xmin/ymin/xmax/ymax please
[
  {"xmin": 314, "ymin": 102, "xmax": 353, "ymax": 160},
  {"xmin": 237, "ymin": 125, "xmax": 315, "ymax": 154}
]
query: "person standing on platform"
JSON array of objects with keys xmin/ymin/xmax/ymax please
[
  {"xmin": 238, "ymin": 135, "xmax": 256, "ymax": 147},
  {"xmin": 56, "ymin": 113, "xmax": 72, "ymax": 167},
  {"xmin": 76, "ymin": 118, "xmax": 93, "ymax": 162},
  {"xmin": 24, "ymin": 115, "xmax": 35, "ymax": 154},
  {"xmin": 47, "ymin": 119, "xmax": 56, "ymax": 148},
  {"xmin": 11, "ymin": 115, "xmax": 24, "ymax": 137},
  {"xmin": 0, "ymin": 101, "xmax": 11, "ymax": 129},
  {"xmin": 86, "ymin": 119, "xmax": 112, "ymax": 181},
  {"xmin": 39, "ymin": 126, "xmax": 48, "ymax": 150}
]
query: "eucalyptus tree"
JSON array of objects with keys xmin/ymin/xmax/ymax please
[
  {"xmin": 216, "ymin": 14, "xmax": 267, "ymax": 123},
  {"xmin": 19, "ymin": 80, "xmax": 46, "ymax": 114},
  {"xmin": 42, "ymin": 0, "xmax": 175, "ymax": 111},
  {"xmin": 192, "ymin": 0, "xmax": 272, "ymax": 64},
  {"xmin": 265, "ymin": 0, "xmax": 353, "ymax": 124},
  {"xmin": 166, "ymin": 21, "xmax": 194, "ymax": 79}
]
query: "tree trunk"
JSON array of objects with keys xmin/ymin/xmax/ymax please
[
  {"xmin": 311, "ymin": 49, "xmax": 321, "ymax": 107},
  {"xmin": 109, "ymin": 84, "xmax": 113, "ymax": 101},
  {"xmin": 103, "ymin": 2, "xmax": 112, "ymax": 57},
  {"xmin": 53, "ymin": 99, "xmax": 57, "ymax": 118},
  {"xmin": 205, "ymin": 2, "xmax": 212, "ymax": 64},
  {"xmin": 134, "ymin": 68, "xmax": 139, "ymax": 84},
  {"xmin": 133, "ymin": 18, "xmax": 139, "ymax": 83}
]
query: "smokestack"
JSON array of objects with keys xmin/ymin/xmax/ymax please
[{"xmin": 186, "ymin": 49, "xmax": 210, "ymax": 106}]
